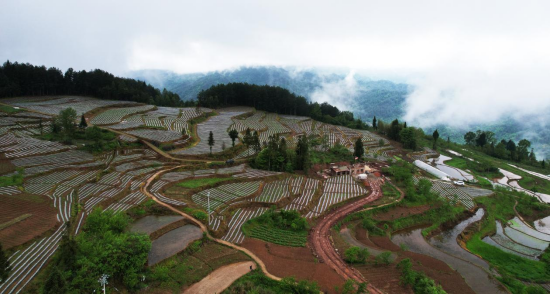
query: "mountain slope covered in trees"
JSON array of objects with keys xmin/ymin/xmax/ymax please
[
  {"xmin": 130, "ymin": 67, "xmax": 409, "ymax": 122},
  {"xmin": 0, "ymin": 61, "xmax": 184, "ymax": 107}
]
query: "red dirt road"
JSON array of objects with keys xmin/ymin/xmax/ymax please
[{"xmin": 309, "ymin": 179, "xmax": 384, "ymax": 294}]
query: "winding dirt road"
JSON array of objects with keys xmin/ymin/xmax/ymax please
[
  {"xmin": 309, "ymin": 179, "xmax": 385, "ymax": 294},
  {"xmin": 140, "ymin": 167, "xmax": 282, "ymax": 282}
]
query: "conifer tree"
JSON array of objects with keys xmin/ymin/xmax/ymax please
[
  {"xmin": 354, "ymin": 138, "xmax": 364, "ymax": 159},
  {"xmin": 0, "ymin": 243, "xmax": 11, "ymax": 283},
  {"xmin": 228, "ymin": 129, "xmax": 239, "ymax": 147},
  {"xmin": 208, "ymin": 131, "xmax": 215, "ymax": 155},
  {"xmin": 432, "ymin": 129, "xmax": 439, "ymax": 150},
  {"xmin": 79, "ymin": 114, "xmax": 87, "ymax": 129}
]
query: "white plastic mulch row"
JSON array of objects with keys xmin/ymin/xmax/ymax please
[
  {"xmin": 232, "ymin": 168, "xmax": 281, "ymax": 179},
  {"xmin": 253, "ymin": 178, "xmax": 291, "ymax": 203},
  {"xmin": 221, "ymin": 207, "xmax": 268, "ymax": 244},
  {"xmin": 90, "ymin": 105, "xmax": 154, "ymax": 125},
  {"xmin": 0, "ymin": 136, "xmax": 73, "ymax": 158},
  {"xmin": 285, "ymin": 178, "xmax": 320, "ymax": 211},
  {"xmin": 192, "ymin": 181, "xmax": 261, "ymax": 211},
  {"xmin": 105, "ymin": 191, "xmax": 147, "ymax": 213},
  {"xmin": 125, "ymin": 129, "xmax": 182, "ymax": 143},
  {"xmin": 306, "ymin": 175, "xmax": 367, "ymax": 218},
  {"xmin": 172, "ymin": 111, "xmax": 245, "ymax": 155},
  {"xmin": 0, "ymin": 226, "xmax": 66, "ymax": 294},
  {"xmin": 153, "ymin": 192, "xmax": 186, "ymax": 206}
]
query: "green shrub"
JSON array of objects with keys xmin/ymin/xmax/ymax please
[{"xmin": 344, "ymin": 247, "xmax": 370, "ymax": 264}]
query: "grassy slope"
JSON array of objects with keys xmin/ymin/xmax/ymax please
[{"xmin": 466, "ymin": 192, "xmax": 550, "ymax": 282}]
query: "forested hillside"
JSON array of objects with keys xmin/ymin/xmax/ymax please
[
  {"xmin": 130, "ymin": 67, "xmax": 409, "ymax": 121},
  {"xmin": 0, "ymin": 61, "xmax": 184, "ymax": 107}
]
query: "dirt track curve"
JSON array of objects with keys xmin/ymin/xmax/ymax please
[
  {"xmin": 140, "ymin": 167, "xmax": 282, "ymax": 282},
  {"xmin": 309, "ymin": 179, "xmax": 385, "ymax": 294}
]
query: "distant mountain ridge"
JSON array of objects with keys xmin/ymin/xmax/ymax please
[{"xmin": 129, "ymin": 67, "xmax": 409, "ymax": 122}]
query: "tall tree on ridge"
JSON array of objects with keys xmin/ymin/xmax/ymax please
[
  {"xmin": 432, "ymin": 129, "xmax": 439, "ymax": 150},
  {"xmin": 228, "ymin": 129, "xmax": 239, "ymax": 147},
  {"xmin": 208, "ymin": 131, "xmax": 215, "ymax": 155},
  {"xmin": 354, "ymin": 138, "xmax": 364, "ymax": 159}
]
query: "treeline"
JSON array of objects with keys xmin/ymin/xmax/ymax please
[
  {"xmin": 0, "ymin": 60, "xmax": 189, "ymax": 107},
  {"xmin": 198, "ymin": 83, "xmax": 368, "ymax": 129},
  {"xmin": 463, "ymin": 130, "xmax": 545, "ymax": 167},
  {"xmin": 373, "ymin": 117, "xmax": 427, "ymax": 151}
]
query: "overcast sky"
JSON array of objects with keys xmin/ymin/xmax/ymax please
[{"xmin": 2, "ymin": 0, "xmax": 550, "ymax": 128}]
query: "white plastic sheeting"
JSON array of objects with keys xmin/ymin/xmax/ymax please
[{"xmin": 414, "ymin": 160, "xmax": 451, "ymax": 181}]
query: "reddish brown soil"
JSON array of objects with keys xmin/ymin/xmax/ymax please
[
  {"xmin": 371, "ymin": 236, "xmax": 402, "ymax": 251},
  {"xmin": 241, "ymin": 238, "xmax": 345, "ymax": 293},
  {"xmin": 355, "ymin": 226, "xmax": 380, "ymax": 248},
  {"xmin": 356, "ymin": 263, "xmax": 414, "ymax": 294},
  {"xmin": 357, "ymin": 235, "xmax": 475, "ymax": 294},
  {"xmin": 0, "ymin": 194, "xmax": 58, "ymax": 249},
  {"xmin": 372, "ymin": 204, "xmax": 431, "ymax": 221},
  {"xmin": 0, "ymin": 158, "xmax": 16, "ymax": 174}
]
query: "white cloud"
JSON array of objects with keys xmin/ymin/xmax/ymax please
[
  {"xmin": 2, "ymin": 0, "xmax": 550, "ymax": 135},
  {"xmin": 310, "ymin": 71, "xmax": 359, "ymax": 111}
]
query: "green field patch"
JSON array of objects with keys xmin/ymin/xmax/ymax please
[
  {"xmin": 0, "ymin": 105, "xmax": 22, "ymax": 113},
  {"xmin": 177, "ymin": 177, "xmax": 231, "ymax": 189},
  {"xmin": 0, "ymin": 170, "xmax": 23, "ymax": 187},
  {"xmin": 243, "ymin": 209, "xmax": 309, "ymax": 247},
  {"xmin": 466, "ymin": 191, "xmax": 550, "ymax": 282},
  {"xmin": 247, "ymin": 224, "xmax": 307, "ymax": 247}
]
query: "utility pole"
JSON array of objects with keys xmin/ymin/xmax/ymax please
[
  {"xmin": 99, "ymin": 274, "xmax": 109, "ymax": 294},
  {"xmin": 207, "ymin": 191, "xmax": 210, "ymax": 224}
]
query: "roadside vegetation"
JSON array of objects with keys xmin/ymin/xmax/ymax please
[
  {"xmin": 148, "ymin": 237, "xmax": 251, "ymax": 292},
  {"xmin": 223, "ymin": 270, "xmax": 320, "ymax": 294},
  {"xmin": 243, "ymin": 209, "xmax": 309, "ymax": 247},
  {"xmin": 38, "ymin": 209, "xmax": 151, "ymax": 293},
  {"xmin": 397, "ymin": 258, "xmax": 446, "ymax": 294}
]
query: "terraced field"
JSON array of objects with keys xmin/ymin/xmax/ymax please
[
  {"xmin": 172, "ymin": 109, "xmax": 246, "ymax": 155},
  {"xmin": 222, "ymin": 207, "xmax": 268, "ymax": 244},
  {"xmin": 306, "ymin": 175, "xmax": 368, "ymax": 218}
]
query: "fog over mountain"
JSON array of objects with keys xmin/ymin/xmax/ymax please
[
  {"xmin": 3, "ymin": 0, "xmax": 550, "ymax": 158},
  {"xmin": 130, "ymin": 66, "xmax": 550, "ymax": 159}
]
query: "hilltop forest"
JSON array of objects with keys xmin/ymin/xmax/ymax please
[{"xmin": 0, "ymin": 61, "xmax": 185, "ymax": 107}]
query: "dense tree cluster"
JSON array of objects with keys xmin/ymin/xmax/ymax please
[
  {"xmin": 197, "ymin": 83, "xmax": 368, "ymax": 129},
  {"xmin": 0, "ymin": 243, "xmax": 10, "ymax": 283},
  {"xmin": 375, "ymin": 118, "xmax": 421, "ymax": 151},
  {"xmin": 464, "ymin": 130, "xmax": 541, "ymax": 165},
  {"xmin": 0, "ymin": 61, "xmax": 186, "ymax": 107},
  {"xmin": 42, "ymin": 209, "xmax": 150, "ymax": 293}
]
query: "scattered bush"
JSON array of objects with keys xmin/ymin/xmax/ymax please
[{"xmin": 344, "ymin": 247, "xmax": 370, "ymax": 264}]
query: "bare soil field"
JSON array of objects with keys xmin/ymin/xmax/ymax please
[
  {"xmin": 371, "ymin": 204, "xmax": 431, "ymax": 221},
  {"xmin": 357, "ymin": 234, "xmax": 475, "ymax": 294},
  {"xmin": 0, "ymin": 194, "xmax": 58, "ymax": 249},
  {"xmin": 241, "ymin": 238, "xmax": 345, "ymax": 293}
]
